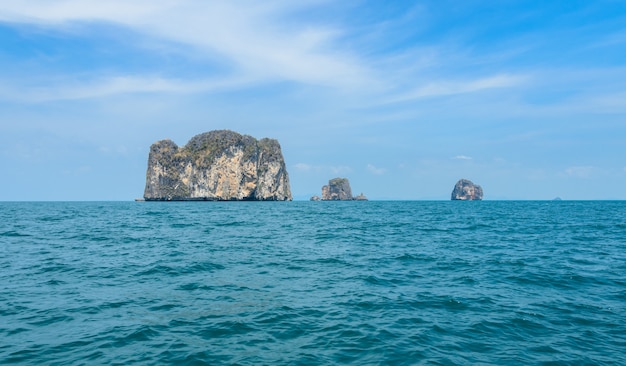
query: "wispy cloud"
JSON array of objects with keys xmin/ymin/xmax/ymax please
[
  {"xmin": 452, "ymin": 155, "xmax": 473, "ymax": 160},
  {"xmin": 367, "ymin": 164, "xmax": 386, "ymax": 175},
  {"xmin": 564, "ymin": 166, "xmax": 595, "ymax": 178},
  {"xmin": 99, "ymin": 145, "xmax": 129, "ymax": 156},
  {"xmin": 584, "ymin": 91, "xmax": 626, "ymax": 114},
  {"xmin": 330, "ymin": 165, "xmax": 352, "ymax": 175},
  {"xmin": 385, "ymin": 74, "xmax": 527, "ymax": 103},
  {"xmin": 590, "ymin": 30, "xmax": 626, "ymax": 49},
  {"xmin": 0, "ymin": 75, "xmax": 254, "ymax": 102},
  {"xmin": 292, "ymin": 163, "xmax": 352, "ymax": 175},
  {"xmin": 294, "ymin": 163, "xmax": 312, "ymax": 171},
  {"xmin": 0, "ymin": 1, "xmax": 374, "ymax": 96},
  {"xmin": 0, "ymin": 1, "xmax": 533, "ymax": 106}
]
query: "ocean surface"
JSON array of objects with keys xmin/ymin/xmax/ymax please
[{"xmin": 1, "ymin": 201, "xmax": 625, "ymax": 365}]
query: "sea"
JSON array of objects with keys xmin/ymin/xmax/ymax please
[{"xmin": 1, "ymin": 201, "xmax": 625, "ymax": 365}]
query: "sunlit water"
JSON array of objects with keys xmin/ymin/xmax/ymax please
[{"xmin": 1, "ymin": 201, "xmax": 625, "ymax": 365}]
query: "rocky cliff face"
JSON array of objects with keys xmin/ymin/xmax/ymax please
[
  {"xmin": 322, "ymin": 178, "xmax": 353, "ymax": 200},
  {"xmin": 143, "ymin": 130, "xmax": 292, "ymax": 201},
  {"xmin": 451, "ymin": 179, "xmax": 483, "ymax": 200},
  {"xmin": 318, "ymin": 177, "xmax": 367, "ymax": 201}
]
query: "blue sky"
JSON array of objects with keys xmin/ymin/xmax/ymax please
[{"xmin": 1, "ymin": 0, "xmax": 625, "ymax": 200}]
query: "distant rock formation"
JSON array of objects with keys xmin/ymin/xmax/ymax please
[
  {"xmin": 354, "ymin": 193, "xmax": 368, "ymax": 201},
  {"xmin": 451, "ymin": 179, "xmax": 483, "ymax": 200},
  {"xmin": 314, "ymin": 177, "xmax": 368, "ymax": 201},
  {"xmin": 322, "ymin": 178, "xmax": 352, "ymax": 200},
  {"xmin": 143, "ymin": 130, "xmax": 292, "ymax": 201}
]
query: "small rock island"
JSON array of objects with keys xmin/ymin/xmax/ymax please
[
  {"xmin": 311, "ymin": 178, "xmax": 368, "ymax": 201},
  {"xmin": 143, "ymin": 130, "xmax": 292, "ymax": 201},
  {"xmin": 451, "ymin": 179, "xmax": 483, "ymax": 200}
]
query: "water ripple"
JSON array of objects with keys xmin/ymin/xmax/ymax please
[{"xmin": 0, "ymin": 201, "xmax": 625, "ymax": 364}]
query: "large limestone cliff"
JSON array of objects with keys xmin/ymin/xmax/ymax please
[
  {"xmin": 143, "ymin": 130, "xmax": 292, "ymax": 201},
  {"xmin": 451, "ymin": 179, "xmax": 483, "ymax": 201}
]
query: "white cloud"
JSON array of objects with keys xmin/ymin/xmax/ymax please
[
  {"xmin": 0, "ymin": 75, "xmax": 253, "ymax": 102},
  {"xmin": 565, "ymin": 166, "xmax": 595, "ymax": 178},
  {"xmin": 452, "ymin": 155, "xmax": 473, "ymax": 160},
  {"xmin": 294, "ymin": 163, "xmax": 312, "ymax": 171},
  {"xmin": 590, "ymin": 30, "xmax": 626, "ymax": 48},
  {"xmin": 0, "ymin": 1, "xmax": 373, "ymax": 93},
  {"xmin": 99, "ymin": 145, "xmax": 129, "ymax": 156},
  {"xmin": 386, "ymin": 74, "xmax": 527, "ymax": 103},
  {"xmin": 11, "ymin": 143, "xmax": 44, "ymax": 162},
  {"xmin": 63, "ymin": 165, "xmax": 92, "ymax": 176},
  {"xmin": 0, "ymin": 1, "xmax": 530, "ymax": 105},
  {"xmin": 292, "ymin": 163, "xmax": 352, "ymax": 175},
  {"xmin": 585, "ymin": 91, "xmax": 626, "ymax": 113},
  {"xmin": 330, "ymin": 165, "xmax": 352, "ymax": 175},
  {"xmin": 367, "ymin": 163, "xmax": 386, "ymax": 175}
]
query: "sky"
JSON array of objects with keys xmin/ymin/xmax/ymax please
[{"xmin": 1, "ymin": 0, "xmax": 625, "ymax": 200}]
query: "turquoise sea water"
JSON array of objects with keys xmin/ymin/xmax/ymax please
[{"xmin": 1, "ymin": 201, "xmax": 625, "ymax": 365}]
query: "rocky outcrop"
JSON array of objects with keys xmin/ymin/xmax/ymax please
[
  {"xmin": 143, "ymin": 130, "xmax": 292, "ymax": 201},
  {"xmin": 354, "ymin": 193, "xmax": 368, "ymax": 201},
  {"xmin": 316, "ymin": 178, "xmax": 367, "ymax": 201},
  {"xmin": 322, "ymin": 178, "xmax": 352, "ymax": 200},
  {"xmin": 451, "ymin": 179, "xmax": 483, "ymax": 200}
]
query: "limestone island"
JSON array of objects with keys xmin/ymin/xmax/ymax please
[
  {"xmin": 451, "ymin": 179, "xmax": 483, "ymax": 200},
  {"xmin": 143, "ymin": 130, "xmax": 292, "ymax": 201},
  {"xmin": 310, "ymin": 177, "xmax": 368, "ymax": 201}
]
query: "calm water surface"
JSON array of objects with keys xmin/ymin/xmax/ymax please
[{"xmin": 1, "ymin": 201, "xmax": 625, "ymax": 365}]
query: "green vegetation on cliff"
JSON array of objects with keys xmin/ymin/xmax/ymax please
[{"xmin": 143, "ymin": 130, "xmax": 292, "ymax": 201}]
